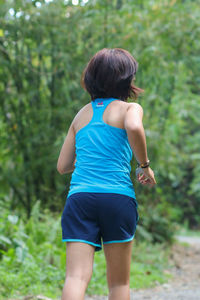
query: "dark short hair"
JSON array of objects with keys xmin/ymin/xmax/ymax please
[{"xmin": 81, "ymin": 48, "xmax": 144, "ymax": 102}]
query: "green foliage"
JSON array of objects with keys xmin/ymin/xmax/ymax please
[
  {"xmin": 0, "ymin": 201, "xmax": 65, "ymax": 299},
  {"xmin": 134, "ymin": 190, "xmax": 181, "ymax": 244},
  {"xmin": 0, "ymin": 203, "xmax": 172, "ymax": 299},
  {"xmin": 87, "ymin": 239, "xmax": 173, "ymax": 296},
  {"xmin": 0, "ymin": 2, "xmax": 200, "ymax": 294}
]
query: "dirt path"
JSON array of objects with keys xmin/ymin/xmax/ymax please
[{"xmin": 86, "ymin": 235, "xmax": 200, "ymax": 300}]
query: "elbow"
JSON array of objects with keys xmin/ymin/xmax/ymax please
[
  {"xmin": 57, "ymin": 163, "xmax": 65, "ymax": 175},
  {"xmin": 57, "ymin": 164, "xmax": 73, "ymax": 174},
  {"xmin": 57, "ymin": 167, "xmax": 64, "ymax": 175}
]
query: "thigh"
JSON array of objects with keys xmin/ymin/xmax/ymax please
[
  {"xmin": 103, "ymin": 240, "xmax": 133, "ymax": 288},
  {"xmin": 65, "ymin": 242, "xmax": 95, "ymax": 283}
]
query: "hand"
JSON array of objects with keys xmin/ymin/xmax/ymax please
[{"xmin": 136, "ymin": 166, "xmax": 156, "ymax": 187}]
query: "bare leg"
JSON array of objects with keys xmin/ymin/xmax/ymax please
[
  {"xmin": 61, "ymin": 242, "xmax": 95, "ymax": 300},
  {"xmin": 103, "ymin": 240, "xmax": 133, "ymax": 300}
]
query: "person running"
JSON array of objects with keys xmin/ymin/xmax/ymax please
[{"xmin": 57, "ymin": 48, "xmax": 157, "ymax": 300}]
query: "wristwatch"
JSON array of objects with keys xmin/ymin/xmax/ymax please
[{"xmin": 137, "ymin": 159, "xmax": 150, "ymax": 169}]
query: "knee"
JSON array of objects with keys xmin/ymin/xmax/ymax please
[
  {"xmin": 107, "ymin": 273, "xmax": 130, "ymax": 291},
  {"xmin": 66, "ymin": 269, "xmax": 93, "ymax": 286},
  {"xmin": 107, "ymin": 269, "xmax": 130, "ymax": 290}
]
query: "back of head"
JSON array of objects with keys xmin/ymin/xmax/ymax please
[{"xmin": 81, "ymin": 48, "xmax": 144, "ymax": 102}]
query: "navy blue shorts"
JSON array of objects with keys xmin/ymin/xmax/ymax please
[{"xmin": 61, "ymin": 192, "xmax": 139, "ymax": 251}]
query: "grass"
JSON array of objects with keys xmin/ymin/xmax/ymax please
[
  {"xmin": 0, "ymin": 202, "xmax": 174, "ymax": 299},
  {"xmin": 174, "ymin": 221, "xmax": 200, "ymax": 237},
  {"xmin": 1, "ymin": 239, "xmax": 173, "ymax": 299},
  {"xmin": 86, "ymin": 239, "xmax": 173, "ymax": 296}
]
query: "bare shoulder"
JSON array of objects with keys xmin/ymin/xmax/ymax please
[
  {"xmin": 72, "ymin": 102, "xmax": 91, "ymax": 125},
  {"xmin": 126, "ymin": 102, "xmax": 143, "ymax": 115},
  {"xmin": 124, "ymin": 102, "xmax": 144, "ymax": 130}
]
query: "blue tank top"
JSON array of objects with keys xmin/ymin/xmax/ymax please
[{"xmin": 67, "ymin": 97, "xmax": 136, "ymax": 199}]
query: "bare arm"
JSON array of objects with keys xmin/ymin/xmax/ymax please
[
  {"xmin": 124, "ymin": 103, "xmax": 148, "ymax": 164},
  {"xmin": 57, "ymin": 103, "xmax": 90, "ymax": 174},
  {"xmin": 57, "ymin": 122, "xmax": 76, "ymax": 174},
  {"xmin": 124, "ymin": 103, "xmax": 156, "ymax": 186}
]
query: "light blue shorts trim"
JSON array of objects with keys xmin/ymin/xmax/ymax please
[
  {"xmin": 61, "ymin": 192, "xmax": 138, "ymax": 252},
  {"xmin": 62, "ymin": 238, "xmax": 102, "ymax": 249},
  {"xmin": 103, "ymin": 234, "xmax": 135, "ymax": 245}
]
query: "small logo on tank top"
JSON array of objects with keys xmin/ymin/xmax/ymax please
[{"xmin": 96, "ymin": 102, "xmax": 104, "ymax": 107}]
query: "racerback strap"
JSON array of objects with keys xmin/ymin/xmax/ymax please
[{"xmin": 91, "ymin": 98, "xmax": 117, "ymax": 123}]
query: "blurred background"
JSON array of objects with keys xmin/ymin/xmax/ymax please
[{"xmin": 0, "ymin": 0, "xmax": 200, "ymax": 299}]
